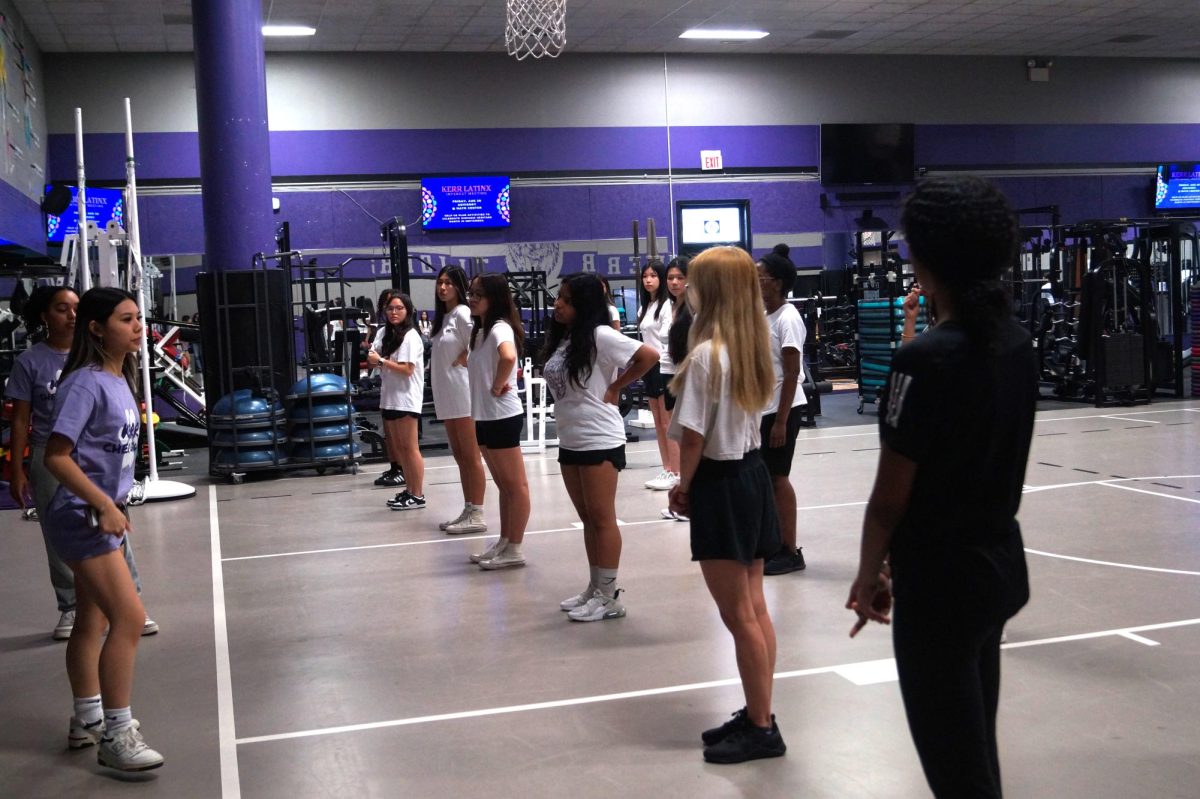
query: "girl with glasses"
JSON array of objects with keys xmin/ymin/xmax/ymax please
[{"xmin": 367, "ymin": 291, "xmax": 426, "ymax": 511}]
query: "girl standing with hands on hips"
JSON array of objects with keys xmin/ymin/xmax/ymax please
[
  {"xmin": 6, "ymin": 285, "xmax": 156, "ymax": 641},
  {"xmin": 542, "ymin": 274, "xmax": 658, "ymax": 621},
  {"xmin": 666, "ymin": 247, "xmax": 785, "ymax": 765},
  {"xmin": 42, "ymin": 287, "xmax": 163, "ymax": 771},
  {"xmin": 637, "ymin": 260, "xmax": 678, "ymax": 491},
  {"xmin": 847, "ymin": 177, "xmax": 1034, "ymax": 799},
  {"xmin": 368, "ymin": 291, "xmax": 426, "ymax": 511},
  {"xmin": 466, "ymin": 274, "xmax": 530, "ymax": 570},
  {"xmin": 429, "ymin": 266, "xmax": 487, "ymax": 534}
]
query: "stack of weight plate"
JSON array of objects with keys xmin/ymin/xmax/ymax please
[
  {"xmin": 286, "ymin": 374, "xmax": 362, "ymax": 463},
  {"xmin": 208, "ymin": 389, "xmax": 289, "ymax": 471},
  {"xmin": 857, "ymin": 297, "xmax": 926, "ymax": 409}
]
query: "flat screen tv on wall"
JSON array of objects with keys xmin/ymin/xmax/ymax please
[
  {"xmin": 1155, "ymin": 164, "xmax": 1200, "ymax": 211},
  {"xmin": 45, "ymin": 184, "xmax": 125, "ymax": 244},
  {"xmin": 820, "ymin": 124, "xmax": 915, "ymax": 186},
  {"xmin": 420, "ymin": 176, "xmax": 511, "ymax": 231},
  {"xmin": 675, "ymin": 200, "xmax": 751, "ymax": 258}
]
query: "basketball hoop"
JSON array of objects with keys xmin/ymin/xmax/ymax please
[{"xmin": 506, "ymin": 0, "xmax": 567, "ymax": 60}]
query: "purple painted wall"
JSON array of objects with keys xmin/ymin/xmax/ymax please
[
  {"xmin": 0, "ymin": 180, "xmax": 47, "ymax": 254},
  {"xmin": 42, "ymin": 122, "xmax": 1186, "ymax": 263}
]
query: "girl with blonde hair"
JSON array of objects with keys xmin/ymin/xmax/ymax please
[{"xmin": 666, "ymin": 246, "xmax": 785, "ymax": 764}]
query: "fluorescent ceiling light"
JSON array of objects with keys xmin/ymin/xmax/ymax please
[
  {"xmin": 262, "ymin": 25, "xmax": 316, "ymax": 37},
  {"xmin": 679, "ymin": 29, "xmax": 769, "ymax": 40}
]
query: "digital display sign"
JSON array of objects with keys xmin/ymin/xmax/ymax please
[
  {"xmin": 421, "ymin": 176, "xmax": 511, "ymax": 230},
  {"xmin": 45, "ymin": 185, "xmax": 125, "ymax": 244},
  {"xmin": 1155, "ymin": 164, "xmax": 1200, "ymax": 211}
]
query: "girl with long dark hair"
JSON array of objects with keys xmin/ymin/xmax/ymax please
[
  {"xmin": 6, "ymin": 286, "xmax": 155, "ymax": 642},
  {"xmin": 367, "ymin": 290, "xmax": 426, "ymax": 511},
  {"xmin": 658, "ymin": 256, "xmax": 689, "ymax": 519},
  {"xmin": 541, "ymin": 274, "xmax": 658, "ymax": 620},
  {"xmin": 636, "ymin": 260, "xmax": 677, "ymax": 491},
  {"xmin": 42, "ymin": 287, "xmax": 163, "ymax": 771},
  {"xmin": 429, "ymin": 266, "xmax": 487, "ymax": 533},
  {"xmin": 848, "ymin": 176, "xmax": 1034, "ymax": 798},
  {"xmin": 465, "ymin": 274, "xmax": 530, "ymax": 569}
]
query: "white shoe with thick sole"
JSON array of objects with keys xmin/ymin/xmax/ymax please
[
  {"xmin": 478, "ymin": 549, "xmax": 525, "ymax": 570},
  {"xmin": 645, "ymin": 471, "xmax": 679, "ymax": 491},
  {"xmin": 446, "ymin": 509, "xmax": 487, "ymax": 535},
  {"xmin": 567, "ymin": 590, "xmax": 626, "ymax": 622},
  {"xmin": 97, "ymin": 725, "xmax": 163, "ymax": 772},
  {"xmin": 439, "ymin": 508, "xmax": 469, "ymax": 531},
  {"xmin": 559, "ymin": 588, "xmax": 594, "ymax": 611}
]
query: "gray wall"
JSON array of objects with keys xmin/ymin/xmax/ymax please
[{"xmin": 43, "ymin": 52, "xmax": 1200, "ymax": 135}]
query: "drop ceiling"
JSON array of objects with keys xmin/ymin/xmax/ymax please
[{"xmin": 13, "ymin": 0, "xmax": 1200, "ymax": 58}]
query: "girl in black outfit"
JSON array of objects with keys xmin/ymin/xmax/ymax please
[{"xmin": 848, "ymin": 176, "xmax": 1036, "ymax": 798}]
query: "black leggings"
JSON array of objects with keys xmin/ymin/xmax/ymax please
[{"xmin": 893, "ymin": 606, "xmax": 1006, "ymax": 798}]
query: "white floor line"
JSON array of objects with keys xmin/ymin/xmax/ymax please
[
  {"xmin": 235, "ymin": 616, "xmax": 1200, "ymax": 746},
  {"xmin": 1099, "ymin": 415, "xmax": 1160, "ymax": 424},
  {"xmin": 1034, "ymin": 407, "xmax": 1196, "ymax": 423},
  {"xmin": 222, "ymin": 518, "xmax": 670, "ymax": 563},
  {"xmin": 1021, "ymin": 474, "xmax": 1200, "ymax": 494},
  {"xmin": 1098, "ymin": 482, "xmax": 1200, "ymax": 505},
  {"xmin": 209, "ymin": 486, "xmax": 241, "ymax": 798},
  {"xmin": 1023, "ymin": 547, "xmax": 1200, "ymax": 576},
  {"xmin": 1118, "ymin": 632, "xmax": 1161, "ymax": 647}
]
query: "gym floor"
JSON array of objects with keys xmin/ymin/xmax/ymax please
[{"xmin": 2, "ymin": 394, "xmax": 1199, "ymax": 798}]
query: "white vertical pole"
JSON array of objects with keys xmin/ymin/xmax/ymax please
[
  {"xmin": 75, "ymin": 108, "xmax": 91, "ymax": 292},
  {"xmin": 125, "ymin": 98, "xmax": 196, "ymax": 502}
]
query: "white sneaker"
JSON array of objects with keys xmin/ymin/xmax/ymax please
[
  {"xmin": 567, "ymin": 590, "xmax": 626, "ymax": 622},
  {"xmin": 439, "ymin": 508, "xmax": 469, "ymax": 531},
  {"xmin": 469, "ymin": 539, "xmax": 506, "ymax": 564},
  {"xmin": 446, "ymin": 508, "xmax": 487, "ymax": 535},
  {"xmin": 53, "ymin": 610, "xmax": 75, "ymax": 641},
  {"xmin": 97, "ymin": 725, "xmax": 163, "ymax": 772},
  {"xmin": 142, "ymin": 615, "xmax": 159, "ymax": 636},
  {"xmin": 645, "ymin": 471, "xmax": 679, "ymax": 491},
  {"xmin": 559, "ymin": 587, "xmax": 596, "ymax": 611},
  {"xmin": 479, "ymin": 548, "xmax": 526, "ymax": 570}
]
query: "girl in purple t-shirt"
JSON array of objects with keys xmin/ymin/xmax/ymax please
[
  {"xmin": 5, "ymin": 285, "xmax": 153, "ymax": 643},
  {"xmin": 42, "ymin": 288, "xmax": 164, "ymax": 772}
]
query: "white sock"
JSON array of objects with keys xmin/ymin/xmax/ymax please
[
  {"xmin": 469, "ymin": 503, "xmax": 484, "ymax": 513},
  {"xmin": 588, "ymin": 566, "xmax": 600, "ymax": 593},
  {"xmin": 103, "ymin": 706, "xmax": 133, "ymax": 734},
  {"xmin": 597, "ymin": 567, "xmax": 618, "ymax": 598},
  {"xmin": 74, "ymin": 695, "xmax": 102, "ymax": 725},
  {"xmin": 505, "ymin": 541, "xmax": 522, "ymax": 556}
]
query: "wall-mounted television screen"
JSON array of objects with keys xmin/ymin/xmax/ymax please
[
  {"xmin": 45, "ymin": 185, "xmax": 125, "ymax": 244},
  {"xmin": 820, "ymin": 123, "xmax": 915, "ymax": 186},
  {"xmin": 420, "ymin": 176, "xmax": 511, "ymax": 230},
  {"xmin": 675, "ymin": 200, "xmax": 751, "ymax": 258},
  {"xmin": 1155, "ymin": 164, "xmax": 1200, "ymax": 211}
]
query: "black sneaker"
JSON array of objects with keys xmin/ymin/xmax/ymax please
[
  {"xmin": 701, "ymin": 707, "xmax": 749, "ymax": 746},
  {"xmin": 703, "ymin": 720, "xmax": 786, "ymax": 764},
  {"xmin": 763, "ymin": 548, "xmax": 806, "ymax": 576},
  {"xmin": 388, "ymin": 491, "xmax": 426, "ymax": 511},
  {"xmin": 374, "ymin": 468, "xmax": 406, "ymax": 487}
]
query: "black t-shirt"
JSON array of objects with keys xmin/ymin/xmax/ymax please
[{"xmin": 879, "ymin": 319, "xmax": 1037, "ymax": 620}]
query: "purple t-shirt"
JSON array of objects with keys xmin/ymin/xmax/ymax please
[
  {"xmin": 4, "ymin": 342, "xmax": 69, "ymax": 446},
  {"xmin": 46, "ymin": 366, "xmax": 141, "ymax": 519}
]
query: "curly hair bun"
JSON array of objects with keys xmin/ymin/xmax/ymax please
[{"xmin": 772, "ymin": 243, "xmax": 790, "ymax": 258}]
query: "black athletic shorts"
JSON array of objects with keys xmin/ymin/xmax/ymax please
[
  {"xmin": 662, "ymin": 370, "xmax": 677, "ymax": 410},
  {"xmin": 759, "ymin": 404, "xmax": 805, "ymax": 476},
  {"xmin": 475, "ymin": 413, "xmax": 524, "ymax": 449},
  {"xmin": 688, "ymin": 451, "xmax": 780, "ymax": 564},
  {"xmin": 558, "ymin": 445, "xmax": 626, "ymax": 471},
  {"xmin": 381, "ymin": 409, "xmax": 420, "ymax": 421},
  {"xmin": 642, "ymin": 363, "xmax": 668, "ymax": 399}
]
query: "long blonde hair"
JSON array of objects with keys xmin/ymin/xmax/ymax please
[{"xmin": 669, "ymin": 246, "xmax": 773, "ymax": 413}]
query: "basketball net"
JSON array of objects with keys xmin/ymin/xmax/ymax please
[{"xmin": 506, "ymin": 0, "xmax": 567, "ymax": 60}]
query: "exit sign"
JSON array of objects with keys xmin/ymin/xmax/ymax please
[{"xmin": 701, "ymin": 150, "xmax": 723, "ymax": 171}]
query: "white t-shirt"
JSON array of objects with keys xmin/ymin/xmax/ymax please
[
  {"xmin": 638, "ymin": 299, "xmax": 668, "ymax": 354},
  {"xmin": 543, "ymin": 325, "xmax": 642, "ymax": 451},
  {"xmin": 375, "ymin": 327, "xmax": 424, "ymax": 413},
  {"xmin": 765, "ymin": 303, "xmax": 808, "ymax": 415},
  {"xmin": 608, "ymin": 304, "xmax": 621, "ymax": 325},
  {"xmin": 668, "ymin": 340, "xmax": 762, "ymax": 461},
  {"xmin": 468, "ymin": 320, "xmax": 523, "ymax": 421},
  {"xmin": 430, "ymin": 304, "xmax": 472, "ymax": 420}
]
